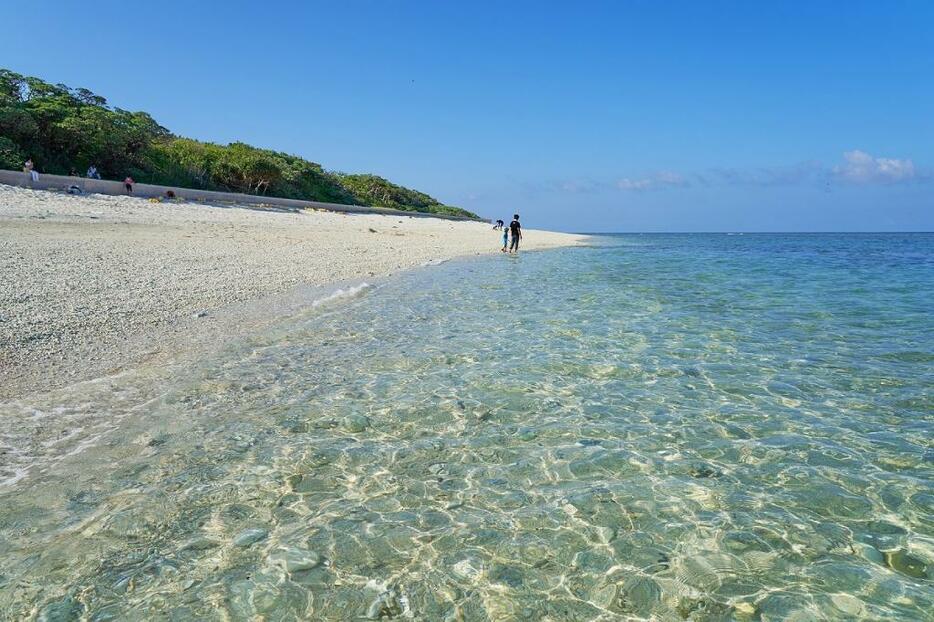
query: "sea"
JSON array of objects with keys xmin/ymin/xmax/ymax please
[{"xmin": 0, "ymin": 233, "xmax": 932, "ymax": 620}]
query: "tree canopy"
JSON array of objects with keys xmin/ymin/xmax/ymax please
[{"xmin": 0, "ymin": 69, "xmax": 477, "ymax": 218}]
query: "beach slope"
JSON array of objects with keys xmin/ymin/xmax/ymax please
[{"xmin": 0, "ymin": 185, "xmax": 586, "ymax": 397}]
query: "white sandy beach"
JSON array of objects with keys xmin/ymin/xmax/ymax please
[{"xmin": 0, "ymin": 185, "xmax": 586, "ymax": 398}]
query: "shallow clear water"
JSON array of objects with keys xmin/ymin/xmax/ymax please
[{"xmin": 1, "ymin": 234, "xmax": 932, "ymax": 621}]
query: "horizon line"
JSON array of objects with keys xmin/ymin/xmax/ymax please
[{"xmin": 574, "ymin": 230, "xmax": 934, "ymax": 235}]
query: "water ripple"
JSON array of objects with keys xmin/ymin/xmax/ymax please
[{"xmin": 1, "ymin": 233, "xmax": 932, "ymax": 620}]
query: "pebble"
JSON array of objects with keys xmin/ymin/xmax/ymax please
[
  {"xmin": 268, "ymin": 546, "xmax": 322, "ymax": 572},
  {"xmin": 452, "ymin": 559, "xmax": 482, "ymax": 581},
  {"xmin": 342, "ymin": 414, "xmax": 371, "ymax": 433},
  {"xmin": 180, "ymin": 536, "xmax": 220, "ymax": 551},
  {"xmin": 734, "ymin": 602, "xmax": 756, "ymax": 618},
  {"xmin": 37, "ymin": 598, "xmax": 83, "ymax": 622},
  {"xmin": 688, "ymin": 463, "xmax": 721, "ymax": 478},
  {"xmin": 594, "ymin": 525, "xmax": 617, "ymax": 544},
  {"xmin": 366, "ymin": 590, "xmax": 403, "ymax": 619},
  {"xmin": 517, "ymin": 428, "xmax": 538, "ymax": 441},
  {"xmin": 885, "ymin": 549, "xmax": 929, "ymax": 579},
  {"xmin": 489, "ymin": 564, "xmax": 523, "ymax": 588},
  {"xmin": 288, "ymin": 474, "xmax": 330, "ymax": 493},
  {"xmin": 853, "ymin": 542, "xmax": 885, "ymax": 565},
  {"xmin": 233, "ymin": 528, "xmax": 269, "ymax": 547},
  {"xmin": 830, "ymin": 594, "xmax": 865, "ymax": 616}
]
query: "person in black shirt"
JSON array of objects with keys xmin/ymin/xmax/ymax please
[{"xmin": 508, "ymin": 214, "xmax": 521, "ymax": 253}]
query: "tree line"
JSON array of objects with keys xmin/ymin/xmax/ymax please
[{"xmin": 0, "ymin": 69, "xmax": 477, "ymax": 218}]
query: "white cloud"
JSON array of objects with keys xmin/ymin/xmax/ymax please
[
  {"xmin": 706, "ymin": 162, "xmax": 824, "ymax": 187},
  {"xmin": 617, "ymin": 171, "xmax": 688, "ymax": 191},
  {"xmin": 560, "ymin": 179, "xmax": 600, "ymax": 193},
  {"xmin": 544, "ymin": 151, "xmax": 924, "ymax": 197},
  {"xmin": 832, "ymin": 150, "xmax": 917, "ymax": 184}
]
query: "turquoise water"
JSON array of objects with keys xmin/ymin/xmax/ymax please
[{"xmin": 1, "ymin": 233, "xmax": 932, "ymax": 620}]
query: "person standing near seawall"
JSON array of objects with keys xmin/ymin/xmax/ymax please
[
  {"xmin": 23, "ymin": 158, "xmax": 38, "ymax": 183},
  {"xmin": 124, "ymin": 176, "xmax": 134, "ymax": 194},
  {"xmin": 509, "ymin": 214, "xmax": 522, "ymax": 253}
]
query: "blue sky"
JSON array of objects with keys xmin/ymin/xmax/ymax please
[{"xmin": 3, "ymin": 1, "xmax": 932, "ymax": 231}]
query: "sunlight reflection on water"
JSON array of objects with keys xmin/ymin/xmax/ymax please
[{"xmin": 1, "ymin": 234, "xmax": 932, "ymax": 620}]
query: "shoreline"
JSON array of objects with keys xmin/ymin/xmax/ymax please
[{"xmin": 0, "ymin": 185, "xmax": 588, "ymax": 399}]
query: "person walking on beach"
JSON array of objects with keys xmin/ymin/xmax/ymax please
[
  {"xmin": 124, "ymin": 176, "xmax": 134, "ymax": 194},
  {"xmin": 501, "ymin": 224, "xmax": 509, "ymax": 252},
  {"xmin": 508, "ymin": 214, "xmax": 522, "ymax": 253}
]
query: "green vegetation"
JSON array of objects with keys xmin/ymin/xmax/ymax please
[{"xmin": 0, "ymin": 69, "xmax": 477, "ymax": 218}]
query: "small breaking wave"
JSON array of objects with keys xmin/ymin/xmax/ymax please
[
  {"xmin": 310, "ymin": 282, "xmax": 373, "ymax": 308},
  {"xmin": 421, "ymin": 257, "xmax": 450, "ymax": 267}
]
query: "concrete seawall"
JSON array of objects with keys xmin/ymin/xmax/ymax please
[{"xmin": 0, "ymin": 169, "xmax": 482, "ymax": 222}]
